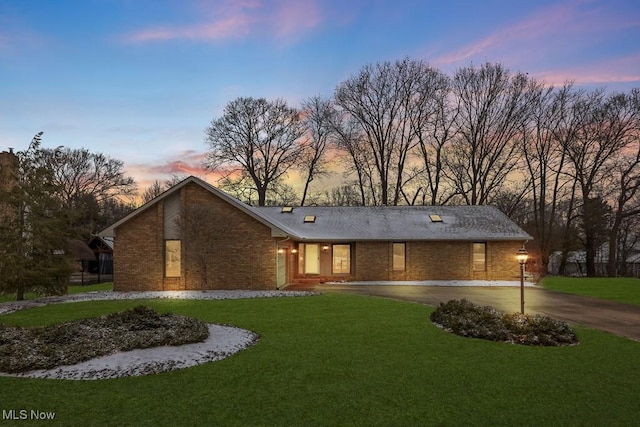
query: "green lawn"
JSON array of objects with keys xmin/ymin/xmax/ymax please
[
  {"xmin": 1, "ymin": 293, "xmax": 638, "ymax": 426},
  {"xmin": 0, "ymin": 282, "xmax": 113, "ymax": 303},
  {"xmin": 541, "ymin": 276, "xmax": 640, "ymax": 306}
]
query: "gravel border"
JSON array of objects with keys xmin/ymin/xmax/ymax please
[
  {"xmin": 0, "ymin": 289, "xmax": 318, "ymax": 315},
  {"xmin": 0, "ymin": 324, "xmax": 259, "ymax": 380}
]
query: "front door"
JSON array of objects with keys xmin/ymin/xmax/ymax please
[{"xmin": 304, "ymin": 244, "xmax": 320, "ymax": 274}]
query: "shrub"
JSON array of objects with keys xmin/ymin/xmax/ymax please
[
  {"xmin": 430, "ymin": 299, "xmax": 578, "ymax": 346},
  {"xmin": 0, "ymin": 306, "xmax": 210, "ymax": 373}
]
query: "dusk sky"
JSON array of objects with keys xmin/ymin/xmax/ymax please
[{"xmin": 1, "ymin": 0, "xmax": 639, "ymax": 192}]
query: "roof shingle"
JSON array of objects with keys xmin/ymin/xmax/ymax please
[{"xmin": 252, "ymin": 205, "xmax": 531, "ymax": 241}]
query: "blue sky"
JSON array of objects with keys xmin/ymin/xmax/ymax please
[{"xmin": 1, "ymin": 0, "xmax": 639, "ymax": 189}]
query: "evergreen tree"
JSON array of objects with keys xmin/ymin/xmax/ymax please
[{"xmin": 0, "ymin": 133, "xmax": 77, "ymax": 300}]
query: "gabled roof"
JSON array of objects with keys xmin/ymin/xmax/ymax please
[
  {"xmin": 88, "ymin": 235, "xmax": 114, "ymax": 251},
  {"xmin": 253, "ymin": 205, "xmax": 532, "ymax": 241},
  {"xmin": 99, "ymin": 176, "xmax": 292, "ymax": 238},
  {"xmin": 99, "ymin": 176, "xmax": 531, "ymax": 242}
]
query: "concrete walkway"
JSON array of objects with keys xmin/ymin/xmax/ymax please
[{"xmin": 315, "ymin": 284, "xmax": 640, "ymax": 342}]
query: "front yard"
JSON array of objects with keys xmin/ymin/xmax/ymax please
[
  {"xmin": 1, "ymin": 293, "xmax": 638, "ymax": 426},
  {"xmin": 541, "ymin": 276, "xmax": 640, "ymax": 306}
]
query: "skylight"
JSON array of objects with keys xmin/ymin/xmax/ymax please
[
  {"xmin": 281, "ymin": 206, "xmax": 293, "ymax": 213},
  {"xmin": 429, "ymin": 214, "xmax": 443, "ymax": 223},
  {"xmin": 303, "ymin": 215, "xmax": 316, "ymax": 223}
]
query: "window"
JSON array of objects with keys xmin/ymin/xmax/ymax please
[
  {"xmin": 429, "ymin": 214, "xmax": 443, "ymax": 222},
  {"xmin": 393, "ymin": 243, "xmax": 406, "ymax": 271},
  {"xmin": 165, "ymin": 240, "xmax": 181, "ymax": 277},
  {"xmin": 473, "ymin": 242, "xmax": 486, "ymax": 271},
  {"xmin": 281, "ymin": 206, "xmax": 293, "ymax": 213},
  {"xmin": 304, "ymin": 215, "xmax": 316, "ymax": 223},
  {"xmin": 332, "ymin": 244, "xmax": 351, "ymax": 274}
]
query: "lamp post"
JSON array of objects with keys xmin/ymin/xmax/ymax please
[{"xmin": 517, "ymin": 247, "xmax": 528, "ymax": 314}]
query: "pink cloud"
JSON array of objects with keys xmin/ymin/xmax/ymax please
[
  {"xmin": 534, "ymin": 54, "xmax": 640, "ymax": 87},
  {"xmin": 124, "ymin": 0, "xmax": 322, "ymax": 44},
  {"xmin": 272, "ymin": 0, "xmax": 322, "ymax": 38},
  {"xmin": 433, "ymin": 3, "xmax": 576, "ymax": 67},
  {"xmin": 126, "ymin": 150, "xmax": 212, "ymax": 188},
  {"xmin": 127, "ymin": 14, "xmax": 253, "ymax": 43},
  {"xmin": 432, "ymin": 1, "xmax": 639, "ymax": 71}
]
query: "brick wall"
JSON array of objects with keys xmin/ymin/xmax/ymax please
[
  {"xmin": 182, "ymin": 183, "xmax": 276, "ymax": 290},
  {"xmin": 113, "ymin": 203, "xmax": 164, "ymax": 291},
  {"xmin": 351, "ymin": 240, "xmax": 522, "ymax": 282},
  {"xmin": 484, "ymin": 241, "xmax": 523, "ymax": 280},
  {"xmin": 354, "ymin": 242, "xmax": 391, "ymax": 281},
  {"xmin": 0, "ymin": 150, "xmax": 18, "ymax": 223},
  {"xmin": 406, "ymin": 241, "xmax": 471, "ymax": 280},
  {"xmin": 113, "ymin": 181, "xmax": 278, "ymax": 291}
]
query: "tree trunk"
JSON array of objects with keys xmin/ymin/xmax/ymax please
[
  {"xmin": 585, "ymin": 235, "xmax": 597, "ymax": 277},
  {"xmin": 607, "ymin": 220, "xmax": 621, "ymax": 277}
]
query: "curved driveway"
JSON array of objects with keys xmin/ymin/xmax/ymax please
[{"xmin": 315, "ymin": 284, "xmax": 640, "ymax": 342}]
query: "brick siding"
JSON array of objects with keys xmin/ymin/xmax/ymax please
[
  {"xmin": 113, "ymin": 179, "xmax": 525, "ymax": 290},
  {"xmin": 351, "ymin": 240, "xmax": 521, "ymax": 281},
  {"xmin": 114, "ymin": 182, "xmax": 277, "ymax": 291}
]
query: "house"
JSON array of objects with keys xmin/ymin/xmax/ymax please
[
  {"xmin": 99, "ymin": 176, "xmax": 532, "ymax": 291},
  {"xmin": 548, "ymin": 244, "xmax": 640, "ymax": 277},
  {"xmin": 87, "ymin": 235, "xmax": 114, "ymax": 275}
]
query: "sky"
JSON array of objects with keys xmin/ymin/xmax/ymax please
[{"xmin": 1, "ymin": 0, "xmax": 639, "ymax": 194}]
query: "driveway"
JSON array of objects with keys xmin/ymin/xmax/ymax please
[{"xmin": 315, "ymin": 284, "xmax": 640, "ymax": 342}]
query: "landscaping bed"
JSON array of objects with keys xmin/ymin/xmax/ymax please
[
  {"xmin": 0, "ymin": 305, "xmax": 209, "ymax": 373},
  {"xmin": 430, "ymin": 299, "xmax": 579, "ymax": 346}
]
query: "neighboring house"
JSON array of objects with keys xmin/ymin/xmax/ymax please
[
  {"xmin": 67, "ymin": 239, "xmax": 97, "ymax": 284},
  {"xmin": 99, "ymin": 176, "xmax": 532, "ymax": 291},
  {"xmin": 549, "ymin": 245, "xmax": 640, "ymax": 277},
  {"xmin": 87, "ymin": 235, "xmax": 114, "ymax": 275}
]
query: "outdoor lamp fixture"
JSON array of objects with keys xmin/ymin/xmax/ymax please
[
  {"xmin": 517, "ymin": 247, "xmax": 528, "ymax": 314},
  {"xmin": 322, "ymin": 245, "xmax": 329, "ymax": 252},
  {"xmin": 291, "ymin": 248, "xmax": 298, "ymax": 254}
]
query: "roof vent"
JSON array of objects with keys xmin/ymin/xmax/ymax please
[
  {"xmin": 429, "ymin": 214, "xmax": 443, "ymax": 223},
  {"xmin": 281, "ymin": 206, "xmax": 294, "ymax": 213},
  {"xmin": 303, "ymin": 215, "xmax": 316, "ymax": 223}
]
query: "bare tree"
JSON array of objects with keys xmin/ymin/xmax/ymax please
[
  {"xmin": 329, "ymin": 111, "xmax": 375, "ymax": 205},
  {"xmin": 446, "ymin": 63, "xmax": 538, "ymax": 205},
  {"xmin": 605, "ymin": 89, "xmax": 640, "ymax": 276},
  {"xmin": 521, "ymin": 84, "xmax": 577, "ymax": 275},
  {"xmin": 335, "ymin": 58, "xmax": 442, "ymax": 205},
  {"xmin": 298, "ymin": 96, "xmax": 335, "ymax": 206},
  {"xmin": 561, "ymin": 89, "xmax": 638, "ymax": 276},
  {"xmin": 44, "ymin": 147, "xmax": 136, "ymax": 208},
  {"xmin": 205, "ymin": 97, "xmax": 305, "ymax": 206},
  {"xmin": 321, "ymin": 184, "xmax": 368, "ymax": 206},
  {"xmin": 413, "ymin": 71, "xmax": 459, "ymax": 205},
  {"xmin": 218, "ymin": 174, "xmax": 298, "ymax": 206},
  {"xmin": 141, "ymin": 180, "xmax": 165, "ymax": 204},
  {"xmin": 141, "ymin": 176, "xmax": 188, "ymax": 204}
]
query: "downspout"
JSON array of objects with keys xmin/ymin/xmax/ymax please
[{"xmin": 275, "ymin": 237, "xmax": 290, "ymax": 290}]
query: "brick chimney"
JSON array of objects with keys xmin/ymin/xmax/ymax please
[{"xmin": 0, "ymin": 148, "xmax": 19, "ymax": 191}]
